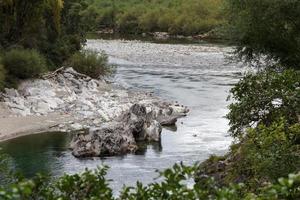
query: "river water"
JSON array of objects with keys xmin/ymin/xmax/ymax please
[{"xmin": 0, "ymin": 39, "xmax": 242, "ymax": 191}]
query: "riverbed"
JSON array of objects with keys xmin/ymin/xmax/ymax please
[{"xmin": 0, "ymin": 39, "xmax": 242, "ymax": 191}]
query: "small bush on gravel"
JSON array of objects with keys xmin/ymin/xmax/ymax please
[
  {"xmin": 65, "ymin": 50, "xmax": 112, "ymax": 79},
  {"xmin": 2, "ymin": 49, "xmax": 47, "ymax": 80}
]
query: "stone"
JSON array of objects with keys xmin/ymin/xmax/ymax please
[
  {"xmin": 70, "ymin": 104, "xmax": 165, "ymax": 157},
  {"xmin": 157, "ymin": 115, "xmax": 178, "ymax": 126},
  {"xmin": 71, "ymin": 122, "xmax": 138, "ymax": 157},
  {"xmin": 4, "ymin": 88, "xmax": 19, "ymax": 97},
  {"xmin": 142, "ymin": 120, "xmax": 162, "ymax": 142},
  {"xmin": 153, "ymin": 32, "xmax": 170, "ymax": 40},
  {"xmin": 93, "ymin": 118, "xmax": 102, "ymax": 125},
  {"xmin": 33, "ymin": 102, "xmax": 52, "ymax": 114},
  {"xmin": 70, "ymin": 123, "xmax": 83, "ymax": 130}
]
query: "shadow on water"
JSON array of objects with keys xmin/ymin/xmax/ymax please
[
  {"xmin": 136, "ymin": 141, "xmax": 163, "ymax": 155},
  {"xmin": 163, "ymin": 125, "xmax": 178, "ymax": 132},
  {"xmin": 0, "ymin": 132, "xmax": 164, "ymax": 178},
  {"xmin": 0, "ymin": 132, "xmax": 71, "ymax": 177}
]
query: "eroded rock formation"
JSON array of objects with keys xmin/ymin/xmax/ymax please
[{"xmin": 71, "ymin": 103, "xmax": 188, "ymax": 158}]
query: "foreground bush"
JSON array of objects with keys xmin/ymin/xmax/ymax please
[
  {"xmin": 2, "ymin": 49, "xmax": 47, "ymax": 80},
  {"xmin": 65, "ymin": 50, "xmax": 112, "ymax": 79},
  {"xmin": 0, "ymin": 164, "xmax": 299, "ymax": 200}
]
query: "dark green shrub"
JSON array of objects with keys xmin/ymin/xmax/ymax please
[
  {"xmin": 227, "ymin": 69, "xmax": 300, "ymax": 138},
  {"xmin": 2, "ymin": 49, "xmax": 47, "ymax": 80},
  {"xmin": 229, "ymin": 119, "xmax": 300, "ymax": 188},
  {"xmin": 65, "ymin": 50, "xmax": 112, "ymax": 79}
]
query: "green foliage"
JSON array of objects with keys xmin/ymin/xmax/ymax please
[
  {"xmin": 0, "ymin": 0, "xmax": 92, "ymax": 68},
  {"xmin": 225, "ymin": 0, "xmax": 300, "ymax": 69},
  {"xmin": 227, "ymin": 69, "xmax": 300, "ymax": 138},
  {"xmin": 0, "ymin": 167, "xmax": 113, "ymax": 200},
  {"xmin": 85, "ymin": 0, "xmax": 224, "ymax": 36},
  {"xmin": 229, "ymin": 119, "xmax": 300, "ymax": 188},
  {"xmin": 65, "ymin": 50, "xmax": 112, "ymax": 78},
  {"xmin": 200, "ymin": 69, "xmax": 300, "ymax": 192},
  {"xmin": 0, "ymin": 0, "xmax": 95, "ymax": 87},
  {"xmin": 2, "ymin": 49, "xmax": 47, "ymax": 80},
  {"xmin": 0, "ymin": 58, "xmax": 6, "ymax": 91},
  {"xmin": 0, "ymin": 163, "xmax": 299, "ymax": 199}
]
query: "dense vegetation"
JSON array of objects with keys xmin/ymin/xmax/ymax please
[
  {"xmin": 195, "ymin": 0, "xmax": 300, "ymax": 196},
  {"xmin": 0, "ymin": 0, "xmax": 110, "ymax": 90},
  {"xmin": 225, "ymin": 0, "xmax": 300, "ymax": 69},
  {"xmin": 0, "ymin": 163, "xmax": 300, "ymax": 199},
  {"xmin": 3, "ymin": 49, "xmax": 47, "ymax": 79},
  {"xmin": 83, "ymin": 0, "xmax": 224, "ymax": 36},
  {"xmin": 0, "ymin": 0, "xmax": 84, "ymax": 67}
]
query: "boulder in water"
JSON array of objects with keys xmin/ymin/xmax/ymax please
[{"xmin": 71, "ymin": 104, "xmax": 164, "ymax": 158}]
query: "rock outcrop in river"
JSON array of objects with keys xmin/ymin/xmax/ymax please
[
  {"xmin": 71, "ymin": 102, "xmax": 189, "ymax": 157},
  {"xmin": 0, "ymin": 67, "xmax": 189, "ymax": 156}
]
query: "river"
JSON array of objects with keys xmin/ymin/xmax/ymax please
[{"xmin": 0, "ymin": 39, "xmax": 242, "ymax": 192}]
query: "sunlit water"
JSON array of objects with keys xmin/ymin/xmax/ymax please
[{"xmin": 0, "ymin": 39, "xmax": 243, "ymax": 192}]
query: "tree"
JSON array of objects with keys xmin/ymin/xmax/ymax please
[
  {"xmin": 0, "ymin": 0, "xmax": 63, "ymax": 49},
  {"xmin": 0, "ymin": 0, "xmax": 94, "ymax": 70},
  {"xmin": 225, "ymin": 0, "xmax": 300, "ymax": 69},
  {"xmin": 227, "ymin": 69, "xmax": 300, "ymax": 138}
]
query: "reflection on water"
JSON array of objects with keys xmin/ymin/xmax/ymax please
[
  {"xmin": 0, "ymin": 132, "xmax": 71, "ymax": 177},
  {"xmin": 0, "ymin": 39, "xmax": 243, "ymax": 191}
]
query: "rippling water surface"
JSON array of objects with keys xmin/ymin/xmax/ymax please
[{"xmin": 0, "ymin": 39, "xmax": 243, "ymax": 191}]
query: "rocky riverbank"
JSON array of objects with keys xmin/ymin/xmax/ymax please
[
  {"xmin": 95, "ymin": 29, "xmax": 222, "ymax": 42},
  {"xmin": 0, "ymin": 68, "xmax": 188, "ymax": 156}
]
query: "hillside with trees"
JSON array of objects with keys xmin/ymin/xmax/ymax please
[{"xmin": 82, "ymin": 0, "xmax": 224, "ymax": 36}]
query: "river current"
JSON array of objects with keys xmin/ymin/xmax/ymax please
[{"xmin": 0, "ymin": 39, "xmax": 243, "ymax": 191}]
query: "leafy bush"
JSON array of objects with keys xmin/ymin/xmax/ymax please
[
  {"xmin": 65, "ymin": 50, "xmax": 112, "ymax": 78},
  {"xmin": 2, "ymin": 49, "xmax": 47, "ymax": 80},
  {"xmin": 0, "ymin": 163, "xmax": 299, "ymax": 199},
  {"xmin": 229, "ymin": 119, "xmax": 300, "ymax": 187},
  {"xmin": 227, "ymin": 69, "xmax": 300, "ymax": 138}
]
